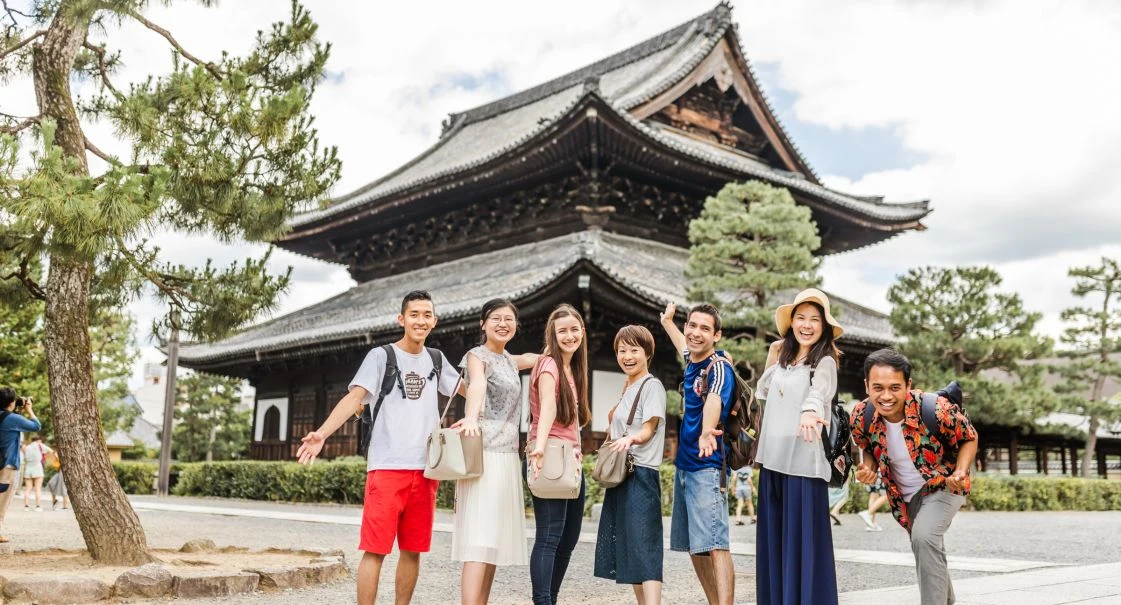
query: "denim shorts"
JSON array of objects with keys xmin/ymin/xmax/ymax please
[{"xmin": 670, "ymin": 467, "xmax": 730, "ymax": 554}]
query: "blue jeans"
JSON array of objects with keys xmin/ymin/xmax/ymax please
[
  {"xmin": 530, "ymin": 476, "xmax": 586, "ymax": 605},
  {"xmin": 669, "ymin": 467, "xmax": 730, "ymax": 554}
]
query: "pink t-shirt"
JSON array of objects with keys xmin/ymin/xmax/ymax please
[{"xmin": 528, "ymin": 356, "xmax": 581, "ymax": 451}]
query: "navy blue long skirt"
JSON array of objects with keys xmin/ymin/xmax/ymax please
[
  {"xmin": 757, "ymin": 467, "xmax": 839, "ymax": 605},
  {"xmin": 593, "ymin": 465, "xmax": 663, "ymax": 584}
]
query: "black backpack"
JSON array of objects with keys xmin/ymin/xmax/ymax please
[
  {"xmin": 699, "ymin": 356, "xmax": 762, "ymax": 472},
  {"xmin": 860, "ymin": 381, "xmax": 964, "ymax": 454},
  {"xmin": 810, "ymin": 364, "xmax": 853, "ymax": 488},
  {"xmin": 357, "ymin": 344, "xmax": 444, "ymax": 457}
]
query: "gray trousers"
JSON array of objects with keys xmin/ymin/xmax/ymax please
[{"xmin": 906, "ymin": 490, "xmax": 965, "ymax": 605}]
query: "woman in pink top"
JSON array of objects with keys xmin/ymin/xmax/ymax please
[{"xmin": 526, "ymin": 304, "xmax": 589, "ymax": 605}]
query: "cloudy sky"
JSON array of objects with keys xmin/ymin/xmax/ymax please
[{"xmin": 7, "ymin": 0, "xmax": 1121, "ymax": 385}]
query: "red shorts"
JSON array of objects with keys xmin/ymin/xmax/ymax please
[{"xmin": 359, "ymin": 470, "xmax": 438, "ymax": 555}]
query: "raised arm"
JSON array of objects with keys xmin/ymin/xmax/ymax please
[{"xmin": 659, "ymin": 302, "xmax": 686, "ymax": 355}]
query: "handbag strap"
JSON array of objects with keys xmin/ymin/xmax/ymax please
[
  {"xmin": 622, "ymin": 376, "xmax": 654, "ymax": 436},
  {"xmin": 437, "ymin": 373, "xmax": 466, "ymax": 425}
]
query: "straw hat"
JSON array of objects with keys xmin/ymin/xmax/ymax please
[{"xmin": 774, "ymin": 288, "xmax": 844, "ymax": 339}]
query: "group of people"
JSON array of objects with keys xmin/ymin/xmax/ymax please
[
  {"xmin": 297, "ymin": 287, "xmax": 979, "ymax": 605},
  {"xmin": 0, "ymin": 388, "xmax": 71, "ymax": 544}
]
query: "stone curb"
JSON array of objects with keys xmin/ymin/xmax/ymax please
[{"xmin": 0, "ymin": 546, "xmax": 349, "ymax": 604}]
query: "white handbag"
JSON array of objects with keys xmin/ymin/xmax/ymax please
[
  {"xmin": 423, "ymin": 376, "xmax": 483, "ymax": 481},
  {"xmin": 526, "ymin": 438, "xmax": 581, "ymax": 499}
]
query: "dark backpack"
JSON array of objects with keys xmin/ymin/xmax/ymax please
[
  {"xmin": 860, "ymin": 381, "xmax": 965, "ymax": 454},
  {"xmin": 809, "ymin": 364, "xmax": 854, "ymax": 488},
  {"xmin": 699, "ymin": 356, "xmax": 762, "ymax": 472},
  {"xmin": 357, "ymin": 344, "xmax": 444, "ymax": 457}
]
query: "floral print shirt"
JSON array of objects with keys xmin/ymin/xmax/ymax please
[{"xmin": 850, "ymin": 391, "xmax": 978, "ymax": 531}]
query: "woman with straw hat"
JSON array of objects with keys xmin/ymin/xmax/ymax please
[{"xmin": 755, "ymin": 288, "xmax": 842, "ymax": 605}]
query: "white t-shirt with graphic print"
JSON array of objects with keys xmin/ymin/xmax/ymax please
[{"xmin": 349, "ymin": 344, "xmax": 460, "ymax": 471}]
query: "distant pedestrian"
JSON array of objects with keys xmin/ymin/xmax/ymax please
[
  {"xmin": 858, "ymin": 478, "xmax": 889, "ymax": 532},
  {"xmin": 827, "ymin": 482, "xmax": 850, "ymax": 526},
  {"xmin": 852, "ymin": 349, "xmax": 979, "ymax": 605},
  {"xmin": 0, "ymin": 391, "xmax": 42, "ymax": 542},
  {"xmin": 732, "ymin": 467, "xmax": 755, "ymax": 526},
  {"xmin": 21, "ymin": 434, "xmax": 51, "ymax": 511}
]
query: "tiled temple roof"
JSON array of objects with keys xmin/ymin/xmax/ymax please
[{"xmin": 179, "ymin": 231, "xmax": 893, "ymax": 365}]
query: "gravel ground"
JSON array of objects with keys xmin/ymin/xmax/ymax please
[{"xmin": 2, "ymin": 498, "xmax": 1116, "ymax": 604}]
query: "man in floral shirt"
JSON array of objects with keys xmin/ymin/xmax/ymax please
[{"xmin": 851, "ymin": 349, "xmax": 978, "ymax": 605}]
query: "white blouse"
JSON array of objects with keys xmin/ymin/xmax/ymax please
[{"xmin": 755, "ymin": 356, "xmax": 838, "ymax": 482}]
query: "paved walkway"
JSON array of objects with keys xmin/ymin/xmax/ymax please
[
  {"xmin": 129, "ymin": 497, "xmax": 1056, "ymax": 574},
  {"xmin": 839, "ymin": 562, "xmax": 1121, "ymax": 604}
]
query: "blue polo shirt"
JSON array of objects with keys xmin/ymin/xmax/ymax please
[
  {"xmin": 1, "ymin": 411, "xmax": 41, "ymax": 468},
  {"xmin": 675, "ymin": 349, "xmax": 736, "ymax": 472}
]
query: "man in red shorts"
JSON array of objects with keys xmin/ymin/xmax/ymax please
[{"xmin": 298, "ymin": 290, "xmax": 460, "ymax": 604}]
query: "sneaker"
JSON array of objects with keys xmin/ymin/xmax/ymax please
[
  {"xmin": 857, "ymin": 510, "xmax": 877, "ymax": 530},
  {"xmin": 34, "ymin": 506, "xmax": 42, "ymax": 512},
  {"xmin": 829, "ymin": 513, "xmax": 842, "ymax": 526},
  {"xmin": 751, "ymin": 517, "xmax": 757, "ymax": 524},
  {"xmin": 872, "ymin": 524, "xmax": 883, "ymax": 532},
  {"xmin": 735, "ymin": 520, "xmax": 745, "ymax": 526}
]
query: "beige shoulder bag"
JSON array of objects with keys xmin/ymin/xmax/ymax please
[
  {"xmin": 592, "ymin": 376, "xmax": 653, "ymax": 488},
  {"xmin": 525, "ymin": 357, "xmax": 582, "ymax": 499},
  {"xmin": 424, "ymin": 375, "xmax": 484, "ymax": 481}
]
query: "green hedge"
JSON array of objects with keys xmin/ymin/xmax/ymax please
[{"xmin": 104, "ymin": 459, "xmax": 1121, "ymax": 515}]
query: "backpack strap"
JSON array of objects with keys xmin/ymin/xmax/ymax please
[
  {"xmin": 426, "ymin": 347, "xmax": 443, "ymax": 382},
  {"xmin": 363, "ymin": 344, "xmax": 400, "ymax": 425},
  {"xmin": 862, "ymin": 400, "xmax": 875, "ymax": 435},
  {"xmin": 920, "ymin": 391, "xmax": 941, "ymax": 443},
  {"xmin": 0, "ymin": 410, "xmax": 10, "ymax": 425}
]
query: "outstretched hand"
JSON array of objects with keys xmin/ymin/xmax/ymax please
[
  {"xmin": 296, "ymin": 432, "xmax": 325, "ymax": 465},
  {"xmin": 699, "ymin": 428, "xmax": 724, "ymax": 458},
  {"xmin": 798, "ymin": 412, "xmax": 826, "ymax": 442}
]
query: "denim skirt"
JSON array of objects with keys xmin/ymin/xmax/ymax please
[{"xmin": 593, "ymin": 465, "xmax": 663, "ymax": 584}]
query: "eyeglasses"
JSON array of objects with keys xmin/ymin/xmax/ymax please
[{"xmin": 486, "ymin": 316, "xmax": 517, "ymax": 325}]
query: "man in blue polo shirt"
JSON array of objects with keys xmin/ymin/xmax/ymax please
[
  {"xmin": 0, "ymin": 388, "xmax": 42, "ymax": 543},
  {"xmin": 660, "ymin": 302, "xmax": 736, "ymax": 605}
]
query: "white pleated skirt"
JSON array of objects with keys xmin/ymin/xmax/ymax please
[{"xmin": 452, "ymin": 450, "xmax": 529, "ymax": 566}]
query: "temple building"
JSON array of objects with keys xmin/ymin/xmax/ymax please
[{"xmin": 177, "ymin": 4, "xmax": 930, "ymax": 460}]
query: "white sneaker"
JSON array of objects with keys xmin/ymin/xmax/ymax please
[
  {"xmin": 857, "ymin": 510, "xmax": 876, "ymax": 530},
  {"xmin": 34, "ymin": 506, "xmax": 42, "ymax": 512},
  {"xmin": 872, "ymin": 523, "xmax": 883, "ymax": 532}
]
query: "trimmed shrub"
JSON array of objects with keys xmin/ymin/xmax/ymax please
[
  {"xmin": 110, "ymin": 459, "xmax": 1120, "ymax": 516},
  {"xmin": 114, "ymin": 461, "xmax": 158, "ymax": 495}
]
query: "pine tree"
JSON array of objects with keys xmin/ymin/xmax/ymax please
[
  {"xmin": 0, "ymin": 1, "xmax": 339, "ymax": 564},
  {"xmin": 887, "ymin": 266, "xmax": 1054, "ymax": 427},
  {"xmin": 1052, "ymin": 257, "xmax": 1121, "ymax": 477},
  {"xmin": 172, "ymin": 372, "xmax": 251, "ymax": 463},
  {"xmin": 685, "ymin": 180, "xmax": 821, "ymax": 378}
]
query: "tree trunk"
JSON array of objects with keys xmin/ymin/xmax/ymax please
[
  {"xmin": 35, "ymin": 2, "xmax": 152, "ymax": 565},
  {"xmin": 1082, "ymin": 415, "xmax": 1100, "ymax": 479}
]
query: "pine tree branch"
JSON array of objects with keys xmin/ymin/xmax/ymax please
[
  {"xmin": 84, "ymin": 137, "xmax": 118, "ymax": 165},
  {"xmin": 0, "ymin": 256, "xmax": 46, "ymax": 301},
  {"xmin": 82, "ymin": 40, "xmax": 124, "ymax": 99},
  {"xmin": 0, "ymin": 29, "xmax": 43, "ymax": 61},
  {"xmin": 125, "ymin": 10, "xmax": 222, "ymax": 79},
  {"xmin": 0, "ymin": 112, "xmax": 40, "ymax": 135}
]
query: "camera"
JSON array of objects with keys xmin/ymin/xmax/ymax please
[{"xmin": 14, "ymin": 397, "xmax": 24, "ymax": 410}]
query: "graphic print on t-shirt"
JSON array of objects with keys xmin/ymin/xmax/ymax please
[{"xmin": 403, "ymin": 371, "xmax": 426, "ymax": 400}]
